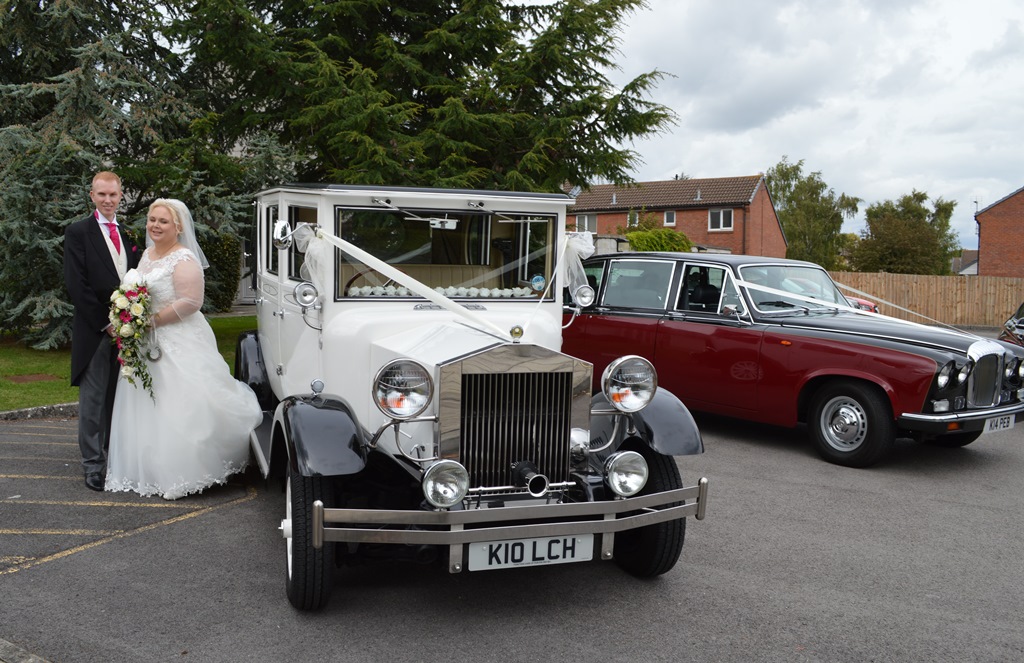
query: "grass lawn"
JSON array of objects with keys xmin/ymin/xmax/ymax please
[{"xmin": 0, "ymin": 315, "xmax": 256, "ymax": 413}]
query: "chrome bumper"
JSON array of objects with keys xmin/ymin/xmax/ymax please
[
  {"xmin": 311, "ymin": 478, "xmax": 709, "ymax": 573},
  {"xmin": 899, "ymin": 400, "xmax": 1024, "ymax": 425}
]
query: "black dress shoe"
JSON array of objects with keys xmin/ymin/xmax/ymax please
[{"xmin": 85, "ymin": 472, "xmax": 104, "ymax": 491}]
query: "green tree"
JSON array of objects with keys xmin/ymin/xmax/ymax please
[
  {"xmin": 766, "ymin": 156, "xmax": 860, "ymax": 269},
  {"xmin": 178, "ymin": 0, "xmax": 675, "ymax": 191},
  {"xmin": 852, "ymin": 191, "xmax": 958, "ymax": 275}
]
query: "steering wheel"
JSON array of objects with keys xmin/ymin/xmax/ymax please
[{"xmin": 344, "ymin": 267, "xmax": 396, "ymax": 292}]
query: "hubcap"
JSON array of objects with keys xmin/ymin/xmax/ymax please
[{"xmin": 820, "ymin": 396, "xmax": 868, "ymax": 452}]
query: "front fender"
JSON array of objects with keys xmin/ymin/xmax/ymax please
[
  {"xmin": 276, "ymin": 395, "xmax": 366, "ymax": 477},
  {"xmin": 589, "ymin": 387, "xmax": 704, "ymax": 456}
]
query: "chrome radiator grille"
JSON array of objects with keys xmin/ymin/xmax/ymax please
[
  {"xmin": 436, "ymin": 344, "xmax": 593, "ymax": 491},
  {"xmin": 461, "ymin": 372, "xmax": 573, "ymax": 486},
  {"xmin": 969, "ymin": 353, "xmax": 1001, "ymax": 407}
]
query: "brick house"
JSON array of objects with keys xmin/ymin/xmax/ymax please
[
  {"xmin": 567, "ymin": 175, "xmax": 787, "ymax": 258},
  {"xmin": 975, "ymin": 185, "xmax": 1024, "ymax": 277}
]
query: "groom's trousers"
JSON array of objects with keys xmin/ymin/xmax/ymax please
[{"xmin": 78, "ymin": 337, "xmax": 118, "ymax": 474}]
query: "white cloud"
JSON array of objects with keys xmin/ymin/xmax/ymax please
[{"xmin": 609, "ymin": 0, "xmax": 1024, "ymax": 249}]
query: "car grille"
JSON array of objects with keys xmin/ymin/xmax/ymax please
[
  {"xmin": 437, "ymin": 344, "xmax": 593, "ymax": 490},
  {"xmin": 968, "ymin": 352, "xmax": 1001, "ymax": 407},
  {"xmin": 461, "ymin": 372, "xmax": 573, "ymax": 486}
]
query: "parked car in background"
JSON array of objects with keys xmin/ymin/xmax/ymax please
[
  {"xmin": 238, "ymin": 186, "xmax": 709, "ymax": 610},
  {"xmin": 562, "ymin": 252, "xmax": 1024, "ymax": 468},
  {"xmin": 846, "ymin": 296, "xmax": 879, "ymax": 313},
  {"xmin": 1000, "ymin": 301, "xmax": 1024, "ymax": 347}
]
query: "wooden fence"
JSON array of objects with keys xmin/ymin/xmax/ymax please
[{"xmin": 828, "ymin": 272, "xmax": 1024, "ymax": 328}]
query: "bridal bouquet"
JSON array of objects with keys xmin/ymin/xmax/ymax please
[{"xmin": 109, "ymin": 270, "xmax": 155, "ymax": 399}]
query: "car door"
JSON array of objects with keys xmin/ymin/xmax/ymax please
[
  {"xmin": 653, "ymin": 263, "xmax": 764, "ymax": 416},
  {"xmin": 563, "ymin": 257, "xmax": 675, "ymax": 389}
]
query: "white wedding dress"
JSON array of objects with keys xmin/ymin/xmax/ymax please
[{"xmin": 106, "ymin": 248, "xmax": 262, "ymax": 500}]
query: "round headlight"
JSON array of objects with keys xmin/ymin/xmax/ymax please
[
  {"xmin": 957, "ymin": 362, "xmax": 972, "ymax": 385},
  {"xmin": 936, "ymin": 362, "xmax": 953, "ymax": 389},
  {"xmin": 373, "ymin": 360, "xmax": 433, "ymax": 420},
  {"xmin": 602, "ymin": 355, "xmax": 657, "ymax": 413},
  {"xmin": 573, "ymin": 284, "xmax": 596, "ymax": 307},
  {"xmin": 422, "ymin": 460, "xmax": 469, "ymax": 508},
  {"xmin": 605, "ymin": 450, "xmax": 648, "ymax": 497},
  {"xmin": 1004, "ymin": 356, "xmax": 1020, "ymax": 380},
  {"xmin": 1018, "ymin": 360, "xmax": 1024, "ymax": 380}
]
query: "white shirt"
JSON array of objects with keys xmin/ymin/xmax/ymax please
[{"xmin": 95, "ymin": 211, "xmax": 128, "ymax": 279}]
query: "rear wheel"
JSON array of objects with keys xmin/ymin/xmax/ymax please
[
  {"xmin": 613, "ymin": 446, "xmax": 685, "ymax": 578},
  {"xmin": 284, "ymin": 466, "xmax": 335, "ymax": 610},
  {"xmin": 809, "ymin": 380, "xmax": 895, "ymax": 468}
]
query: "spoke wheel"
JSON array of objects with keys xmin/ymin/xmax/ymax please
[
  {"xmin": 283, "ymin": 467, "xmax": 335, "ymax": 610},
  {"xmin": 809, "ymin": 380, "xmax": 895, "ymax": 467}
]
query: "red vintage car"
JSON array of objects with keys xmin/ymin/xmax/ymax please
[{"xmin": 563, "ymin": 252, "xmax": 1024, "ymax": 467}]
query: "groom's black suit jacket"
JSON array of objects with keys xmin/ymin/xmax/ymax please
[{"xmin": 64, "ymin": 213, "xmax": 140, "ymax": 386}]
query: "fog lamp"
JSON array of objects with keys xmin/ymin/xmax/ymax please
[
  {"xmin": 422, "ymin": 460, "xmax": 469, "ymax": 509},
  {"xmin": 605, "ymin": 451, "xmax": 648, "ymax": 497},
  {"xmin": 373, "ymin": 360, "xmax": 433, "ymax": 420},
  {"xmin": 602, "ymin": 355, "xmax": 657, "ymax": 413},
  {"xmin": 931, "ymin": 399, "xmax": 950, "ymax": 413}
]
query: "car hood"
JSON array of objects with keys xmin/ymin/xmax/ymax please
[{"xmin": 772, "ymin": 311, "xmax": 994, "ymax": 355}]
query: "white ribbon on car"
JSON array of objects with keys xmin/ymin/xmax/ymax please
[{"xmin": 295, "ymin": 224, "xmax": 512, "ymax": 341}]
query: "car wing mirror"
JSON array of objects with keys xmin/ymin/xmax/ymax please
[{"xmin": 272, "ymin": 219, "xmax": 293, "ymax": 250}]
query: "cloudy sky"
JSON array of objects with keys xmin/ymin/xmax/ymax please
[{"xmin": 604, "ymin": 0, "xmax": 1024, "ymax": 249}]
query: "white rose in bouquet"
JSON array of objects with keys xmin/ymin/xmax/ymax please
[{"xmin": 114, "ymin": 295, "xmax": 130, "ymax": 310}]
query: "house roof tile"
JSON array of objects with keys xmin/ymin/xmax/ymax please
[{"xmin": 568, "ymin": 175, "xmax": 764, "ymax": 213}]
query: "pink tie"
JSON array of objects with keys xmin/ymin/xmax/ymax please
[{"xmin": 104, "ymin": 223, "xmax": 121, "ymax": 253}]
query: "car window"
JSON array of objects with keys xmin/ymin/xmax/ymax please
[
  {"xmin": 739, "ymin": 264, "xmax": 847, "ymax": 312},
  {"xmin": 676, "ymin": 264, "xmax": 728, "ymax": 313},
  {"xmin": 602, "ymin": 259, "xmax": 673, "ymax": 309}
]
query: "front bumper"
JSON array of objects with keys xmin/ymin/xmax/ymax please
[
  {"xmin": 898, "ymin": 401, "xmax": 1024, "ymax": 435},
  {"xmin": 311, "ymin": 478, "xmax": 709, "ymax": 573}
]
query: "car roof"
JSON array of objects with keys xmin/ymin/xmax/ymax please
[{"xmin": 589, "ymin": 251, "xmax": 824, "ymax": 269}]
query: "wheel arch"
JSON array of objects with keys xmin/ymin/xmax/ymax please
[
  {"xmin": 797, "ymin": 372, "xmax": 897, "ymax": 424},
  {"xmin": 234, "ymin": 329, "xmax": 277, "ymax": 411},
  {"xmin": 591, "ymin": 387, "xmax": 704, "ymax": 457},
  {"xmin": 274, "ymin": 395, "xmax": 367, "ymax": 478}
]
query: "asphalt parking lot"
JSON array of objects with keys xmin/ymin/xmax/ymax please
[{"xmin": 2, "ymin": 412, "xmax": 1024, "ymax": 663}]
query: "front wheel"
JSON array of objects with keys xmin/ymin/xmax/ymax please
[
  {"xmin": 809, "ymin": 380, "xmax": 895, "ymax": 468},
  {"xmin": 613, "ymin": 446, "xmax": 685, "ymax": 578},
  {"xmin": 284, "ymin": 466, "xmax": 335, "ymax": 610}
]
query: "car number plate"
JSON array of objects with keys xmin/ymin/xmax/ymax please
[
  {"xmin": 983, "ymin": 415, "xmax": 1014, "ymax": 434},
  {"xmin": 467, "ymin": 535, "xmax": 594, "ymax": 571}
]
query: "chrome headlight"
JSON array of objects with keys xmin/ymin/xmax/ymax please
[
  {"xmin": 422, "ymin": 460, "xmax": 469, "ymax": 508},
  {"xmin": 605, "ymin": 450, "xmax": 648, "ymax": 497},
  {"xmin": 602, "ymin": 355, "xmax": 657, "ymax": 413},
  {"xmin": 957, "ymin": 362, "xmax": 972, "ymax": 385},
  {"xmin": 1005, "ymin": 356, "xmax": 1020, "ymax": 380},
  {"xmin": 936, "ymin": 362, "xmax": 954, "ymax": 389},
  {"xmin": 373, "ymin": 359, "xmax": 433, "ymax": 420}
]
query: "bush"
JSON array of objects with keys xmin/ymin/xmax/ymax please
[
  {"xmin": 626, "ymin": 228, "xmax": 692, "ymax": 252},
  {"xmin": 200, "ymin": 231, "xmax": 243, "ymax": 312}
]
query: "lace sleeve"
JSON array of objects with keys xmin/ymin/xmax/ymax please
[{"xmin": 153, "ymin": 252, "xmax": 205, "ymax": 326}]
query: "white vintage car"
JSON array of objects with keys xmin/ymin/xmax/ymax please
[{"xmin": 237, "ymin": 184, "xmax": 709, "ymax": 610}]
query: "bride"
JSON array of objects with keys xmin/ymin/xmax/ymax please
[{"xmin": 105, "ymin": 199, "xmax": 262, "ymax": 500}]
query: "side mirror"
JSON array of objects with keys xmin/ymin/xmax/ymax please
[
  {"xmin": 272, "ymin": 220, "xmax": 293, "ymax": 250},
  {"xmin": 571, "ymin": 284, "xmax": 595, "ymax": 308}
]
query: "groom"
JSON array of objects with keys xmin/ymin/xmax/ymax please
[{"xmin": 63, "ymin": 171, "xmax": 139, "ymax": 491}]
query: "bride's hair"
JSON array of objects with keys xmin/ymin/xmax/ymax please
[{"xmin": 147, "ymin": 198, "xmax": 210, "ymax": 269}]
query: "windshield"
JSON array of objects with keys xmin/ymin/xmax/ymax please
[
  {"xmin": 332, "ymin": 207, "xmax": 555, "ymax": 300},
  {"xmin": 738, "ymin": 264, "xmax": 848, "ymax": 312}
]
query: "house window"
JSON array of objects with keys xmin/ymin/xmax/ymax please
[
  {"xmin": 664, "ymin": 210, "xmax": 676, "ymax": 226},
  {"xmin": 574, "ymin": 214, "xmax": 596, "ymax": 232},
  {"xmin": 709, "ymin": 209, "xmax": 733, "ymax": 232}
]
